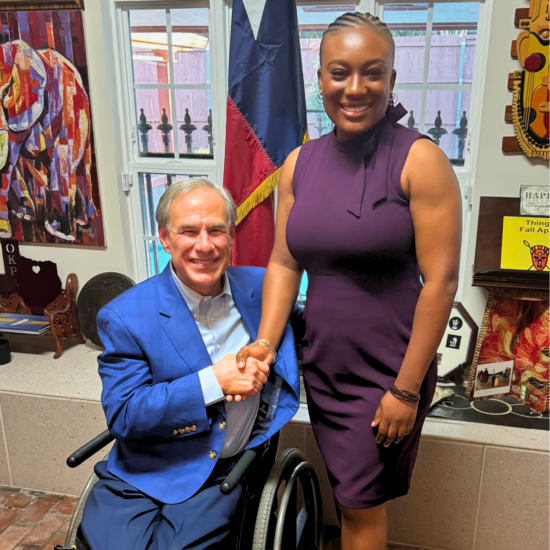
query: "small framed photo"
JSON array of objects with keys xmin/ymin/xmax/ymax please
[
  {"xmin": 436, "ymin": 303, "xmax": 478, "ymax": 381},
  {"xmin": 0, "ymin": 1, "xmax": 84, "ymax": 11},
  {"xmin": 472, "ymin": 360, "xmax": 513, "ymax": 398}
]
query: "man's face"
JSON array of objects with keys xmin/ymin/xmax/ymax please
[{"xmin": 159, "ymin": 188, "xmax": 234, "ymax": 296}]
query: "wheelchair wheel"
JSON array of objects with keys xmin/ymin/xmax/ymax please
[
  {"xmin": 64, "ymin": 469, "xmax": 100, "ymax": 547},
  {"xmin": 253, "ymin": 448, "xmax": 323, "ymax": 550}
]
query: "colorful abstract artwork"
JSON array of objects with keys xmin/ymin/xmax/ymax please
[{"xmin": 0, "ymin": 9, "xmax": 103, "ymax": 245}]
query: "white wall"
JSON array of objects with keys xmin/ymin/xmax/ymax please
[
  {"xmin": 7, "ymin": 0, "xmax": 136, "ymax": 289},
  {"xmin": 460, "ymin": 0, "xmax": 549, "ymax": 324}
]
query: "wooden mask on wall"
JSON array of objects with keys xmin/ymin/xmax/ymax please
[{"xmin": 504, "ymin": 0, "xmax": 549, "ymax": 160}]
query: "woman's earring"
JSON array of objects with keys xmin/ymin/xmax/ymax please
[
  {"xmin": 316, "ymin": 90, "xmax": 323, "ymax": 105},
  {"xmin": 389, "ymin": 91, "xmax": 398, "ymax": 107}
]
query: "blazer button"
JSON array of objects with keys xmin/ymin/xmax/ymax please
[
  {"xmin": 218, "ymin": 421, "xmax": 226, "ymax": 431},
  {"xmin": 184, "ymin": 427, "xmax": 191, "ymax": 433},
  {"xmin": 172, "ymin": 430, "xmax": 179, "ymax": 436},
  {"xmin": 209, "ymin": 450, "xmax": 217, "ymax": 460},
  {"xmin": 178, "ymin": 428, "xmax": 186, "ymax": 435},
  {"xmin": 191, "ymin": 425, "xmax": 197, "ymax": 432}
]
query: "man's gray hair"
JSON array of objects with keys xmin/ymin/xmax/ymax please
[{"xmin": 155, "ymin": 177, "xmax": 237, "ymax": 230}]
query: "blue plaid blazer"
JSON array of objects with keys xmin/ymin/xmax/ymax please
[{"xmin": 97, "ymin": 265, "xmax": 301, "ymax": 504}]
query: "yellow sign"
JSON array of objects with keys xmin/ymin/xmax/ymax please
[{"xmin": 501, "ymin": 217, "xmax": 550, "ymax": 271}]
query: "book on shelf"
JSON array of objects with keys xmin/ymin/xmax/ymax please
[{"xmin": 0, "ymin": 314, "xmax": 50, "ymax": 335}]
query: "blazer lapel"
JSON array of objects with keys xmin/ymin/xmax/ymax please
[
  {"xmin": 158, "ymin": 266, "xmax": 212, "ymax": 374},
  {"xmin": 226, "ymin": 267, "xmax": 259, "ymax": 342}
]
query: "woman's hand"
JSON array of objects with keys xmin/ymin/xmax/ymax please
[
  {"xmin": 371, "ymin": 391, "xmax": 418, "ymax": 447},
  {"xmin": 226, "ymin": 344, "xmax": 274, "ymax": 403},
  {"xmin": 236, "ymin": 344, "xmax": 274, "ymax": 369}
]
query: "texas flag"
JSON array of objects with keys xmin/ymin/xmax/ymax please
[{"xmin": 223, "ymin": 0, "xmax": 308, "ymax": 266}]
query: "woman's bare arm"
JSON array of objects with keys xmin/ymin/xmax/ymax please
[
  {"xmin": 394, "ymin": 138, "xmax": 462, "ymax": 393},
  {"xmin": 236, "ymin": 146, "xmax": 303, "ymax": 368},
  {"xmin": 373, "ymin": 138, "xmax": 461, "ymax": 447}
]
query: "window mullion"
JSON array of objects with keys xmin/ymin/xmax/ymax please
[
  {"xmin": 418, "ymin": 3, "xmax": 434, "ymax": 135},
  {"xmin": 121, "ymin": 10, "xmax": 140, "ymax": 162},
  {"xmin": 166, "ymin": 9, "xmax": 180, "ymax": 160}
]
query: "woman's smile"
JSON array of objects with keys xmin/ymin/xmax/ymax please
[{"xmin": 340, "ymin": 103, "xmax": 371, "ymax": 118}]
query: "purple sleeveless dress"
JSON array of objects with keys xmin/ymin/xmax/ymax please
[{"xmin": 286, "ymin": 106, "xmax": 437, "ymax": 509}]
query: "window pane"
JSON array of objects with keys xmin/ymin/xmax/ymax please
[
  {"xmin": 424, "ymin": 89, "xmax": 471, "ymax": 165},
  {"xmin": 393, "ymin": 32, "xmax": 427, "ymax": 84},
  {"xmin": 171, "ymin": 8, "xmax": 210, "ymax": 85},
  {"xmin": 135, "ymin": 92, "xmax": 175, "ymax": 157},
  {"xmin": 130, "ymin": 9, "xmax": 170, "ymax": 85},
  {"xmin": 129, "ymin": 8, "xmax": 213, "ymax": 161},
  {"xmin": 428, "ymin": 3, "xmax": 479, "ymax": 85},
  {"xmin": 384, "ymin": 4, "xmax": 429, "ymax": 84},
  {"xmin": 146, "ymin": 241, "xmax": 171, "ymax": 276},
  {"xmin": 307, "ymin": 111, "xmax": 333, "ymax": 140},
  {"xmin": 394, "ymin": 90, "xmax": 422, "ymax": 129},
  {"xmin": 383, "ymin": 3, "xmax": 429, "ymax": 25},
  {"xmin": 297, "ymin": 5, "xmax": 351, "ymax": 138},
  {"xmin": 175, "ymin": 89, "xmax": 213, "ymax": 156}
]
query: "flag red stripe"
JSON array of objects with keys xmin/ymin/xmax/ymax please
[
  {"xmin": 223, "ymin": 96, "xmax": 276, "ymax": 206},
  {"xmin": 232, "ymin": 196, "xmax": 275, "ymax": 267}
]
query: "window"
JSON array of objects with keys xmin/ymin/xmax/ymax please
[
  {"xmin": 382, "ymin": 2, "xmax": 480, "ymax": 167},
  {"xmin": 115, "ymin": 1, "xmax": 226, "ymax": 279}
]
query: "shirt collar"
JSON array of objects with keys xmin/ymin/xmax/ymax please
[{"xmin": 170, "ymin": 262, "xmax": 232, "ymax": 314}]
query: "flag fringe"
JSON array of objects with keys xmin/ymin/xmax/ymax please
[
  {"xmin": 236, "ymin": 167, "xmax": 282, "ymax": 225},
  {"xmin": 235, "ymin": 130, "xmax": 310, "ymax": 226}
]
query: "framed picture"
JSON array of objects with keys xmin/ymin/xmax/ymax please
[
  {"xmin": 436, "ymin": 302, "xmax": 478, "ymax": 382},
  {"xmin": 0, "ymin": 1, "xmax": 84, "ymax": 11},
  {"xmin": 0, "ymin": 7, "xmax": 103, "ymax": 245}
]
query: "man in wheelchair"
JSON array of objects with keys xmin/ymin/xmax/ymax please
[{"xmin": 76, "ymin": 178, "xmax": 301, "ymax": 549}]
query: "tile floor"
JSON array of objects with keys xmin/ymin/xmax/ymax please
[{"xmin": 0, "ymin": 487, "xmax": 76, "ymax": 549}]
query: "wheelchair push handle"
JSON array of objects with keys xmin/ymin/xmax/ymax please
[
  {"xmin": 66, "ymin": 429, "xmax": 115, "ymax": 468},
  {"xmin": 220, "ymin": 448, "xmax": 258, "ymax": 495}
]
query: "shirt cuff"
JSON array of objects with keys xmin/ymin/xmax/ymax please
[{"xmin": 198, "ymin": 367, "xmax": 225, "ymax": 406}]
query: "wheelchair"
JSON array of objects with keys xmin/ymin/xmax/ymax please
[{"xmin": 61, "ymin": 429, "xmax": 324, "ymax": 550}]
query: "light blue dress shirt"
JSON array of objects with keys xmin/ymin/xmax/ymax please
[{"xmin": 170, "ymin": 264, "xmax": 260, "ymax": 458}]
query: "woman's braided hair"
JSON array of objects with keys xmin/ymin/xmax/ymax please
[{"xmin": 320, "ymin": 12, "xmax": 395, "ymax": 65}]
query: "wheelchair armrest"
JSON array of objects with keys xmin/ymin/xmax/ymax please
[
  {"xmin": 220, "ymin": 449, "xmax": 258, "ymax": 495},
  {"xmin": 66, "ymin": 429, "xmax": 115, "ymax": 468}
]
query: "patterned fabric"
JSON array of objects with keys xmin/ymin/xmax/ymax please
[
  {"xmin": 470, "ymin": 295, "xmax": 549, "ymax": 413},
  {"xmin": 510, "ymin": 300, "xmax": 549, "ymax": 413}
]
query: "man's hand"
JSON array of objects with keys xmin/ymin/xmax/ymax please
[
  {"xmin": 371, "ymin": 391, "xmax": 418, "ymax": 447},
  {"xmin": 211, "ymin": 353, "xmax": 270, "ymax": 403}
]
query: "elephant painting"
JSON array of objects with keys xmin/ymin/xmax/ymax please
[{"xmin": 0, "ymin": 10, "xmax": 103, "ymax": 245}]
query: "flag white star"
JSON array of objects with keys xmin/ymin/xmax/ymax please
[{"xmin": 242, "ymin": 0, "xmax": 268, "ymax": 40}]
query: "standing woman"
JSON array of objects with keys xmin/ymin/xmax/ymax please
[{"xmin": 237, "ymin": 13, "xmax": 461, "ymax": 550}]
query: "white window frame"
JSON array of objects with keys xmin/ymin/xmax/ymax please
[
  {"xmin": 111, "ymin": 0, "xmax": 492, "ymax": 287},
  {"xmin": 111, "ymin": 0, "xmax": 230, "ymax": 280}
]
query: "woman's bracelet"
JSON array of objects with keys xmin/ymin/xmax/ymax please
[
  {"xmin": 254, "ymin": 339, "xmax": 277, "ymax": 360},
  {"xmin": 389, "ymin": 384, "xmax": 421, "ymax": 405}
]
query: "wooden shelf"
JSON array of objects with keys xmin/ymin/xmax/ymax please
[{"xmin": 473, "ymin": 197, "xmax": 549, "ymax": 290}]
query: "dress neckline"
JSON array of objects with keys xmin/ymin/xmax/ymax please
[{"xmin": 330, "ymin": 119, "xmax": 383, "ymax": 155}]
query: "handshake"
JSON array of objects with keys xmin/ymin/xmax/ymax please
[{"xmin": 211, "ymin": 352, "xmax": 270, "ymax": 402}]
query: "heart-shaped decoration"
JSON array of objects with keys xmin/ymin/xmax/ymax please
[{"xmin": 32, "ymin": 265, "xmax": 40, "ymax": 274}]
